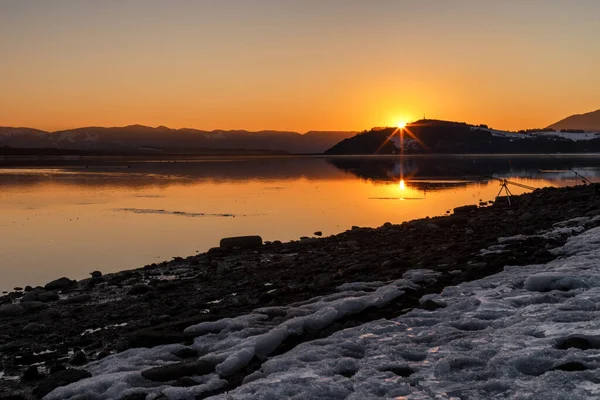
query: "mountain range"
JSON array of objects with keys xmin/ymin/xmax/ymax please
[
  {"xmin": 1, "ymin": 109, "xmax": 600, "ymax": 155},
  {"xmin": 546, "ymin": 109, "xmax": 600, "ymax": 132},
  {"xmin": 0, "ymin": 126, "xmax": 356, "ymax": 154}
]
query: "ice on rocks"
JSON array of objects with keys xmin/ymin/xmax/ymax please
[
  {"xmin": 207, "ymin": 224, "xmax": 600, "ymax": 399},
  {"xmin": 44, "ymin": 271, "xmax": 428, "ymax": 399},
  {"xmin": 45, "ymin": 220, "xmax": 600, "ymax": 399}
]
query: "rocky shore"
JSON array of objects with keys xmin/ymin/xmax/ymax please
[{"xmin": 2, "ymin": 183, "xmax": 600, "ymax": 399}]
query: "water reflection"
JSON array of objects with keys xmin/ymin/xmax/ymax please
[{"xmin": 1, "ymin": 154, "xmax": 600, "ymax": 292}]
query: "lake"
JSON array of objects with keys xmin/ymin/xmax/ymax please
[{"xmin": 1, "ymin": 154, "xmax": 600, "ymax": 292}]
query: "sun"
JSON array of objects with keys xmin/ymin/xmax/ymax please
[{"xmin": 397, "ymin": 121, "xmax": 407, "ymax": 129}]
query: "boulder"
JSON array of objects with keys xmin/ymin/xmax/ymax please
[
  {"xmin": 90, "ymin": 271, "xmax": 102, "ymax": 278},
  {"xmin": 314, "ymin": 231, "xmax": 323, "ymax": 236},
  {"xmin": 453, "ymin": 205, "xmax": 478, "ymax": 214},
  {"xmin": 0, "ymin": 304, "xmax": 25, "ymax": 317},
  {"xmin": 44, "ymin": 277, "xmax": 75, "ymax": 291},
  {"xmin": 219, "ymin": 235, "xmax": 263, "ymax": 249},
  {"xmin": 23, "ymin": 322, "xmax": 47, "ymax": 333}
]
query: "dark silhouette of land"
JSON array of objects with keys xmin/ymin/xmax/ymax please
[
  {"xmin": 325, "ymin": 119, "xmax": 600, "ymax": 155},
  {"xmin": 0, "ymin": 126, "xmax": 355, "ymax": 155},
  {"xmin": 546, "ymin": 109, "xmax": 600, "ymax": 132}
]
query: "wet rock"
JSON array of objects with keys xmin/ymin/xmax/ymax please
[
  {"xmin": 44, "ymin": 277, "xmax": 75, "ymax": 291},
  {"xmin": 0, "ymin": 304, "xmax": 25, "ymax": 317},
  {"xmin": 20, "ymin": 301, "xmax": 47, "ymax": 312},
  {"xmin": 173, "ymin": 347, "xmax": 198, "ymax": 359},
  {"xmin": 219, "ymin": 235, "xmax": 263, "ymax": 249},
  {"xmin": 126, "ymin": 330, "xmax": 197, "ymax": 349},
  {"xmin": 127, "ymin": 284, "xmax": 153, "ymax": 296},
  {"xmin": 141, "ymin": 360, "xmax": 216, "ymax": 382},
  {"xmin": 454, "ymin": 205, "xmax": 478, "ymax": 214},
  {"xmin": 21, "ymin": 366, "xmax": 42, "ymax": 382},
  {"xmin": 23, "ymin": 322, "xmax": 47, "ymax": 333},
  {"xmin": 38, "ymin": 291, "xmax": 59, "ymax": 302},
  {"xmin": 426, "ymin": 223, "xmax": 439, "ymax": 230},
  {"xmin": 69, "ymin": 350, "xmax": 87, "ymax": 366},
  {"xmin": 90, "ymin": 271, "xmax": 102, "ymax": 278},
  {"xmin": 65, "ymin": 294, "xmax": 92, "ymax": 304},
  {"xmin": 33, "ymin": 369, "xmax": 92, "ymax": 398}
]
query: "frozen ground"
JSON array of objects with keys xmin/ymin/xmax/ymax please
[{"xmin": 45, "ymin": 217, "xmax": 600, "ymax": 399}]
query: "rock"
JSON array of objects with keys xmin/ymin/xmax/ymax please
[
  {"xmin": 33, "ymin": 369, "xmax": 92, "ymax": 398},
  {"xmin": 173, "ymin": 347, "xmax": 198, "ymax": 359},
  {"xmin": 44, "ymin": 277, "xmax": 75, "ymax": 291},
  {"xmin": 69, "ymin": 351, "xmax": 87, "ymax": 365},
  {"xmin": 23, "ymin": 322, "xmax": 47, "ymax": 333},
  {"xmin": 426, "ymin": 223, "xmax": 439, "ymax": 230},
  {"xmin": 271, "ymin": 240, "xmax": 282, "ymax": 245},
  {"xmin": 38, "ymin": 291, "xmax": 59, "ymax": 302},
  {"xmin": 435, "ymin": 215, "xmax": 468, "ymax": 227},
  {"xmin": 65, "ymin": 294, "xmax": 91, "ymax": 304},
  {"xmin": 219, "ymin": 235, "xmax": 263, "ymax": 249},
  {"xmin": 453, "ymin": 205, "xmax": 478, "ymax": 214},
  {"xmin": 314, "ymin": 273, "xmax": 335, "ymax": 287},
  {"xmin": 90, "ymin": 271, "xmax": 102, "ymax": 278},
  {"xmin": 24, "ymin": 285, "xmax": 33, "ymax": 292},
  {"xmin": 314, "ymin": 231, "xmax": 323, "ymax": 236},
  {"xmin": 141, "ymin": 360, "xmax": 216, "ymax": 382},
  {"xmin": 20, "ymin": 301, "xmax": 47, "ymax": 311},
  {"xmin": 127, "ymin": 284, "xmax": 153, "ymax": 296},
  {"xmin": 13, "ymin": 287, "xmax": 23, "ymax": 291},
  {"xmin": 383, "ymin": 222, "xmax": 392, "ymax": 228},
  {"xmin": 0, "ymin": 304, "xmax": 25, "ymax": 317},
  {"xmin": 22, "ymin": 365, "xmax": 42, "ymax": 382}
]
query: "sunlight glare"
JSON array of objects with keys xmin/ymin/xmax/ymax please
[
  {"xmin": 399, "ymin": 179, "xmax": 406, "ymax": 191},
  {"xmin": 397, "ymin": 121, "xmax": 407, "ymax": 129}
]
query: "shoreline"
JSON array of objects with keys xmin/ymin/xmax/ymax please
[{"xmin": 2, "ymin": 183, "xmax": 600, "ymax": 398}]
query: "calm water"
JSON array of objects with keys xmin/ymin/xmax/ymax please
[{"xmin": 1, "ymin": 154, "xmax": 600, "ymax": 292}]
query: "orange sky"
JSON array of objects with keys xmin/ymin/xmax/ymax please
[{"xmin": 1, "ymin": 0, "xmax": 600, "ymax": 132}]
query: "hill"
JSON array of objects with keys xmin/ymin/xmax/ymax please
[
  {"xmin": 0, "ymin": 126, "xmax": 355, "ymax": 154},
  {"xmin": 325, "ymin": 119, "xmax": 600, "ymax": 155},
  {"xmin": 546, "ymin": 109, "xmax": 600, "ymax": 132}
]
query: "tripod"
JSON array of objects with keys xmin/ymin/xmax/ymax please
[{"xmin": 496, "ymin": 179, "xmax": 514, "ymax": 206}]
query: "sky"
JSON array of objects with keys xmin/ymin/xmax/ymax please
[{"xmin": 1, "ymin": 0, "xmax": 600, "ymax": 132}]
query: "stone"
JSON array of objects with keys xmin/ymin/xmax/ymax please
[
  {"xmin": 20, "ymin": 301, "xmax": 47, "ymax": 311},
  {"xmin": 44, "ymin": 277, "xmax": 75, "ymax": 291},
  {"xmin": 0, "ymin": 304, "xmax": 25, "ymax": 317},
  {"xmin": 69, "ymin": 351, "xmax": 87, "ymax": 365},
  {"xmin": 173, "ymin": 347, "xmax": 198, "ymax": 359},
  {"xmin": 219, "ymin": 235, "xmax": 263, "ymax": 249},
  {"xmin": 90, "ymin": 271, "xmax": 102, "ymax": 278},
  {"xmin": 314, "ymin": 231, "xmax": 323, "ymax": 236},
  {"xmin": 127, "ymin": 284, "xmax": 153, "ymax": 296},
  {"xmin": 13, "ymin": 287, "xmax": 23, "ymax": 291},
  {"xmin": 22, "ymin": 365, "xmax": 42, "ymax": 382},
  {"xmin": 141, "ymin": 360, "xmax": 216, "ymax": 382},
  {"xmin": 24, "ymin": 285, "xmax": 33, "ymax": 292},
  {"xmin": 426, "ymin": 223, "xmax": 439, "ymax": 230},
  {"xmin": 23, "ymin": 322, "xmax": 47, "ymax": 333},
  {"xmin": 38, "ymin": 291, "xmax": 59, "ymax": 302},
  {"xmin": 453, "ymin": 205, "xmax": 478, "ymax": 214},
  {"xmin": 33, "ymin": 369, "xmax": 92, "ymax": 398},
  {"xmin": 65, "ymin": 294, "xmax": 92, "ymax": 304}
]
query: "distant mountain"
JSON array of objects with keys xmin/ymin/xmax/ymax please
[
  {"xmin": 0, "ymin": 126, "xmax": 356, "ymax": 154},
  {"xmin": 546, "ymin": 109, "xmax": 600, "ymax": 132},
  {"xmin": 325, "ymin": 119, "xmax": 600, "ymax": 155}
]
